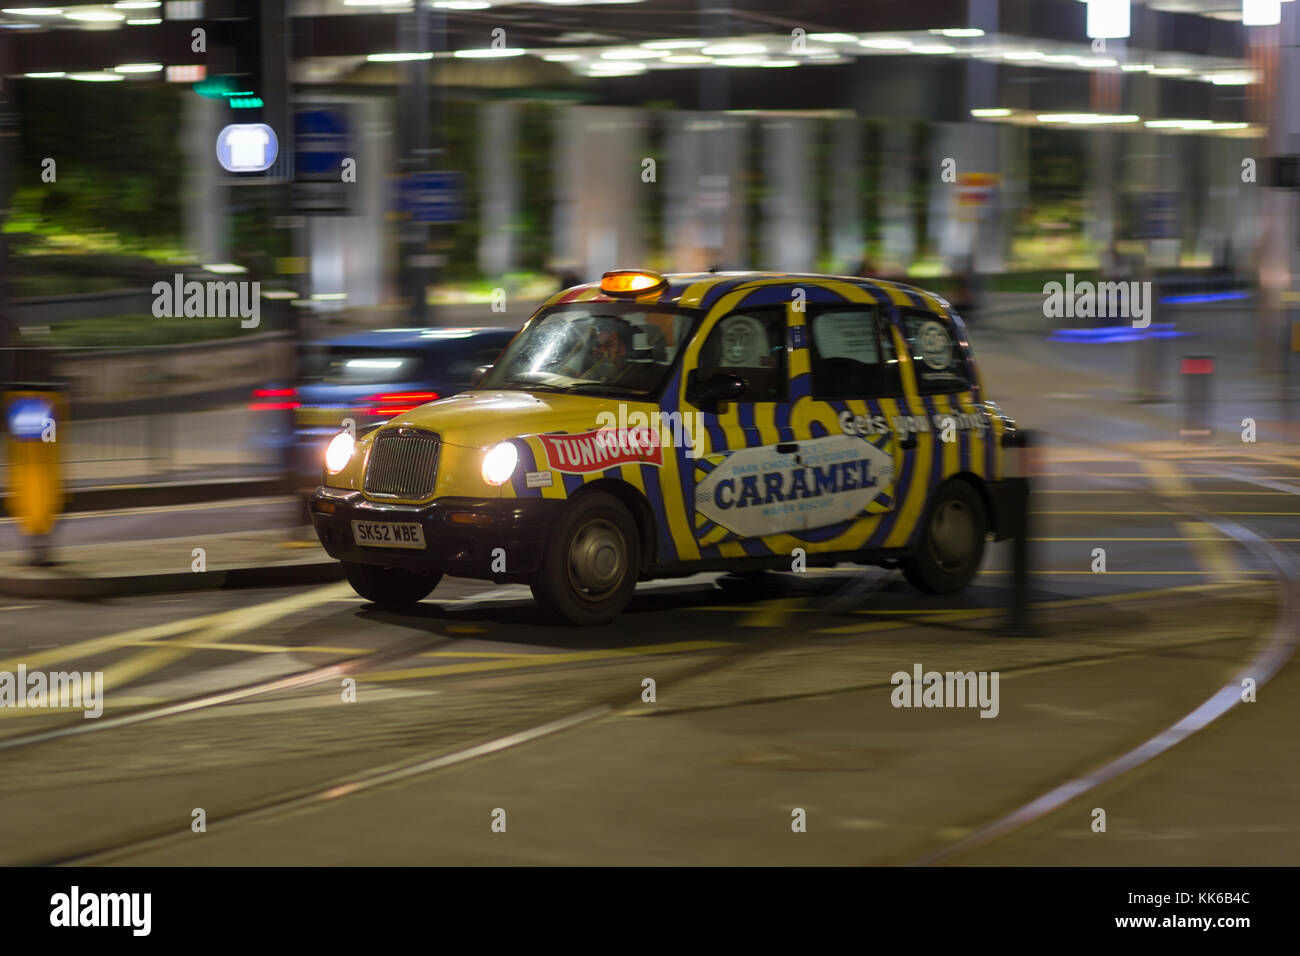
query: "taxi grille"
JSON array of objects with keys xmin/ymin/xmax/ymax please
[{"xmin": 364, "ymin": 430, "xmax": 440, "ymax": 499}]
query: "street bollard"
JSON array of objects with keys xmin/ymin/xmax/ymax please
[
  {"xmin": 1179, "ymin": 355, "xmax": 1215, "ymax": 444},
  {"xmin": 1005, "ymin": 428, "xmax": 1037, "ymax": 637},
  {"xmin": 3, "ymin": 382, "xmax": 67, "ymax": 566}
]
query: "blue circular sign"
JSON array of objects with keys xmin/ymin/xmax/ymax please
[
  {"xmin": 216, "ymin": 123, "xmax": 279, "ymax": 173},
  {"xmin": 7, "ymin": 397, "xmax": 53, "ymax": 440}
]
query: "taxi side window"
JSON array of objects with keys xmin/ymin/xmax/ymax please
[
  {"xmin": 807, "ymin": 307, "xmax": 901, "ymax": 399},
  {"xmin": 901, "ymin": 311, "xmax": 972, "ymax": 395},
  {"xmin": 695, "ymin": 308, "xmax": 788, "ymax": 403}
]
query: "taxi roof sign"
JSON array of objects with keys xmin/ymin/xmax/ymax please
[{"xmin": 600, "ymin": 270, "xmax": 665, "ymax": 297}]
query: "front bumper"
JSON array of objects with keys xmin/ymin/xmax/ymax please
[{"xmin": 309, "ymin": 488, "xmax": 565, "ymax": 581}]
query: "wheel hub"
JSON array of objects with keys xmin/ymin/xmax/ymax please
[
  {"xmin": 929, "ymin": 499, "xmax": 975, "ymax": 571},
  {"xmin": 568, "ymin": 518, "xmax": 626, "ymax": 599}
]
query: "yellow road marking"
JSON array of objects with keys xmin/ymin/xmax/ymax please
[
  {"xmin": 0, "ymin": 581, "xmax": 354, "ymax": 687},
  {"xmin": 0, "ymin": 605, "xmax": 38, "ymax": 612},
  {"xmin": 1177, "ymin": 521, "xmax": 1243, "ymax": 583},
  {"xmin": 361, "ymin": 640, "xmax": 735, "ymax": 682},
  {"xmin": 1043, "ymin": 473, "xmax": 1300, "ymax": 479},
  {"xmin": 812, "ymin": 582, "xmax": 1253, "ymax": 634},
  {"xmin": 738, "ymin": 598, "xmax": 806, "ymax": 627},
  {"xmin": 1139, "ymin": 458, "xmax": 1189, "ymax": 498},
  {"xmin": 91, "ymin": 583, "xmax": 356, "ymax": 693},
  {"xmin": 1139, "ymin": 460, "xmax": 1244, "ymax": 583},
  {"xmin": 1039, "ymin": 489, "xmax": 1295, "ymax": 495},
  {"xmin": 1032, "ymin": 536, "xmax": 1273, "ymax": 541},
  {"xmin": 1034, "ymin": 511, "xmax": 1300, "ymax": 516},
  {"xmin": 980, "ymin": 569, "xmax": 1270, "ymax": 575},
  {"xmin": 118, "ymin": 640, "xmax": 541, "ymax": 660}
]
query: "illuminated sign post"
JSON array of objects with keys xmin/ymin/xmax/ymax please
[{"xmin": 3, "ymin": 389, "xmax": 66, "ymax": 566}]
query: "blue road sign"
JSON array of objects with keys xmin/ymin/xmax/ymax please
[
  {"xmin": 402, "ymin": 171, "xmax": 465, "ymax": 224},
  {"xmin": 216, "ymin": 123, "xmax": 280, "ymax": 173},
  {"xmin": 295, "ymin": 107, "xmax": 349, "ymax": 179},
  {"xmin": 7, "ymin": 397, "xmax": 53, "ymax": 440}
]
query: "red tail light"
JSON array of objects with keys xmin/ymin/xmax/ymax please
[
  {"xmin": 361, "ymin": 391, "xmax": 439, "ymax": 416},
  {"xmin": 249, "ymin": 387, "xmax": 300, "ymax": 411}
]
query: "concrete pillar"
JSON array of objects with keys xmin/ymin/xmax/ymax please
[
  {"xmin": 1087, "ymin": 129, "xmax": 1119, "ymax": 269},
  {"xmin": 1229, "ymin": 137, "xmax": 1260, "ymax": 273},
  {"xmin": 760, "ymin": 116, "xmax": 816, "ymax": 272},
  {"xmin": 927, "ymin": 121, "xmax": 965, "ymax": 271},
  {"xmin": 181, "ymin": 94, "xmax": 227, "ymax": 264},
  {"xmin": 478, "ymin": 100, "xmax": 519, "ymax": 279},
  {"xmin": 1145, "ymin": 131, "xmax": 1185, "ymax": 269},
  {"xmin": 664, "ymin": 112, "xmax": 749, "ymax": 272},
  {"xmin": 880, "ymin": 121, "xmax": 916, "ymax": 273},
  {"xmin": 827, "ymin": 116, "xmax": 863, "ymax": 273},
  {"xmin": 995, "ymin": 123, "xmax": 1029, "ymax": 271},
  {"xmin": 551, "ymin": 105, "xmax": 647, "ymax": 280}
]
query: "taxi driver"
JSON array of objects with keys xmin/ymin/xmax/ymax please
[{"xmin": 558, "ymin": 316, "xmax": 636, "ymax": 381}]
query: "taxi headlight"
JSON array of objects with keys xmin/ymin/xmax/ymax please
[
  {"xmin": 482, "ymin": 442, "xmax": 518, "ymax": 486},
  {"xmin": 325, "ymin": 430, "xmax": 355, "ymax": 474}
]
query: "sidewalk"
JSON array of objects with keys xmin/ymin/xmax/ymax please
[
  {"xmin": 0, "ymin": 528, "xmax": 341, "ymax": 599},
  {"xmin": 975, "ymin": 293, "xmax": 1300, "ymax": 449}
]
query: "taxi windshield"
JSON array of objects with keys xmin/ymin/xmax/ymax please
[{"xmin": 481, "ymin": 304, "xmax": 696, "ymax": 397}]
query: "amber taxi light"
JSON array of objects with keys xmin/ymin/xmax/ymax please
[{"xmin": 599, "ymin": 270, "xmax": 665, "ymax": 296}]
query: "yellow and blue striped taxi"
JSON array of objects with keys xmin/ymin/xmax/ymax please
[{"xmin": 311, "ymin": 270, "xmax": 1022, "ymax": 625}]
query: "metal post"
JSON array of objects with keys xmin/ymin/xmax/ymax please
[
  {"xmin": 401, "ymin": 1, "xmax": 432, "ymax": 322},
  {"xmin": 1180, "ymin": 355, "xmax": 1215, "ymax": 443},
  {"xmin": 1007, "ymin": 428, "xmax": 1036, "ymax": 637}
]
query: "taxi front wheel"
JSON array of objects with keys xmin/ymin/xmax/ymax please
[
  {"xmin": 343, "ymin": 562, "xmax": 441, "ymax": 607},
  {"xmin": 901, "ymin": 481, "xmax": 988, "ymax": 594},
  {"xmin": 531, "ymin": 491, "xmax": 640, "ymax": 626}
]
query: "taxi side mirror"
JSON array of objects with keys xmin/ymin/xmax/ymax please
[
  {"xmin": 687, "ymin": 370, "xmax": 747, "ymax": 411},
  {"xmin": 470, "ymin": 365, "xmax": 491, "ymax": 388}
]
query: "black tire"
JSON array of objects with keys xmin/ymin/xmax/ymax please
[
  {"xmin": 530, "ymin": 491, "xmax": 640, "ymax": 626},
  {"xmin": 343, "ymin": 562, "xmax": 441, "ymax": 607},
  {"xmin": 901, "ymin": 480, "xmax": 988, "ymax": 594}
]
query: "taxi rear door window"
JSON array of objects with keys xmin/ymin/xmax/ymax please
[{"xmin": 807, "ymin": 306, "xmax": 901, "ymax": 399}]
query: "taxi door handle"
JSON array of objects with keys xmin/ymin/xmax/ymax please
[
  {"xmin": 899, "ymin": 433, "xmax": 918, "ymax": 450},
  {"xmin": 777, "ymin": 442, "xmax": 799, "ymax": 453}
]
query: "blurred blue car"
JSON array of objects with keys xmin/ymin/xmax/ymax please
[{"xmin": 253, "ymin": 326, "xmax": 517, "ymax": 492}]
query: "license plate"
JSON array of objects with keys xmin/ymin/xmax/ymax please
[{"xmin": 350, "ymin": 520, "xmax": 426, "ymax": 549}]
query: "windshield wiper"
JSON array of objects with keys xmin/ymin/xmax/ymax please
[
  {"xmin": 487, "ymin": 380, "xmax": 563, "ymax": 393},
  {"xmin": 565, "ymin": 382, "xmax": 648, "ymax": 396}
]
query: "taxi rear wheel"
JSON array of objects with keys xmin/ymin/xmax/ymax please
[
  {"xmin": 901, "ymin": 480, "xmax": 988, "ymax": 594},
  {"xmin": 531, "ymin": 491, "xmax": 640, "ymax": 626},
  {"xmin": 343, "ymin": 562, "xmax": 441, "ymax": 607}
]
